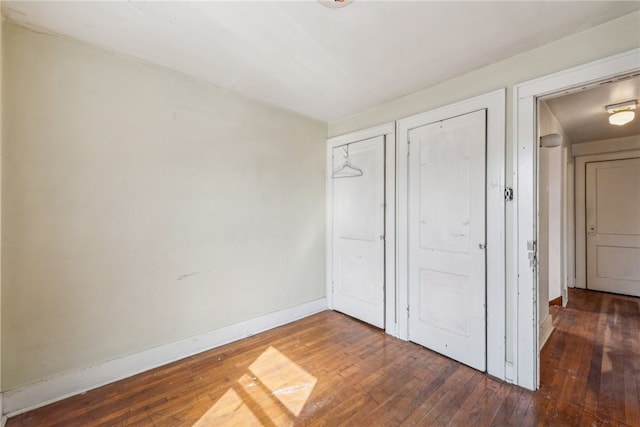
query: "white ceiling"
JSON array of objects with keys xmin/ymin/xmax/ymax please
[
  {"xmin": 543, "ymin": 75, "xmax": 640, "ymax": 144},
  {"xmin": 2, "ymin": 1, "xmax": 639, "ymax": 122}
]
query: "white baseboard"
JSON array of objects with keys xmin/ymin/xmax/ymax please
[
  {"xmin": 4, "ymin": 298, "xmax": 327, "ymax": 417},
  {"xmin": 540, "ymin": 313, "xmax": 554, "ymax": 350},
  {"xmin": 1, "ymin": 392, "xmax": 5, "ymax": 426}
]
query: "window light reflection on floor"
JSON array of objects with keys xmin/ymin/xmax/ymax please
[{"xmin": 193, "ymin": 346, "xmax": 318, "ymax": 426}]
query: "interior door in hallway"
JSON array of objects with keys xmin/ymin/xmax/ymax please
[
  {"xmin": 331, "ymin": 136, "xmax": 385, "ymax": 328},
  {"xmin": 407, "ymin": 110, "xmax": 487, "ymax": 371},
  {"xmin": 586, "ymin": 157, "xmax": 640, "ymax": 297}
]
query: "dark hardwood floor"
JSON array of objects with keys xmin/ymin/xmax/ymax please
[{"xmin": 7, "ymin": 288, "xmax": 639, "ymax": 426}]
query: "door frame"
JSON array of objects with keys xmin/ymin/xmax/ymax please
[
  {"xmin": 513, "ymin": 48, "xmax": 640, "ymax": 390},
  {"xmin": 326, "ymin": 123, "xmax": 396, "ymax": 336},
  {"xmin": 575, "ymin": 151, "xmax": 640, "ymax": 289},
  {"xmin": 397, "ymin": 89, "xmax": 506, "ymax": 380}
]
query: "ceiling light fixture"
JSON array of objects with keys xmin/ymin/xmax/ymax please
[
  {"xmin": 606, "ymin": 100, "xmax": 636, "ymax": 126},
  {"xmin": 318, "ymin": 0, "xmax": 353, "ymax": 9}
]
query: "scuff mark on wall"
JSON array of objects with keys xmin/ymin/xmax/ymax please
[{"xmin": 177, "ymin": 272, "xmax": 201, "ymax": 281}]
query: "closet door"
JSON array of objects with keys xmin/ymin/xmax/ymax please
[
  {"xmin": 407, "ymin": 110, "xmax": 487, "ymax": 371},
  {"xmin": 331, "ymin": 136, "xmax": 385, "ymax": 328}
]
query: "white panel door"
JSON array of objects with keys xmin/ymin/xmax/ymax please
[
  {"xmin": 408, "ymin": 110, "xmax": 486, "ymax": 371},
  {"xmin": 586, "ymin": 158, "xmax": 640, "ymax": 297},
  {"xmin": 332, "ymin": 136, "xmax": 385, "ymax": 328}
]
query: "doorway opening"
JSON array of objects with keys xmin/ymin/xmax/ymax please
[
  {"xmin": 536, "ymin": 74, "xmax": 640, "ymax": 356},
  {"xmin": 514, "ymin": 48, "xmax": 640, "ymax": 390}
]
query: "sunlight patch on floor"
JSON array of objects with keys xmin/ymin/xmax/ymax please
[
  {"xmin": 249, "ymin": 346, "xmax": 317, "ymax": 417},
  {"xmin": 194, "ymin": 346, "xmax": 317, "ymax": 426},
  {"xmin": 193, "ymin": 388, "xmax": 261, "ymax": 427}
]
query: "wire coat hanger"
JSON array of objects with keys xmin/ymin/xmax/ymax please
[{"xmin": 332, "ymin": 145, "xmax": 363, "ymax": 179}]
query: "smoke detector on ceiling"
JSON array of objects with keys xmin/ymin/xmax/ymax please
[
  {"xmin": 318, "ymin": 0, "xmax": 354, "ymax": 9},
  {"xmin": 606, "ymin": 100, "xmax": 636, "ymax": 126}
]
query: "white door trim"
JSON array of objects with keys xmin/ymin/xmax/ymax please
[
  {"xmin": 513, "ymin": 48, "xmax": 640, "ymax": 391},
  {"xmin": 574, "ymin": 150, "xmax": 640, "ymax": 290},
  {"xmin": 397, "ymin": 89, "xmax": 506, "ymax": 380},
  {"xmin": 326, "ymin": 123, "xmax": 397, "ymax": 336}
]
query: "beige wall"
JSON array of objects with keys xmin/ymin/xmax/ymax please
[
  {"xmin": 329, "ymin": 11, "xmax": 640, "ymax": 365},
  {"xmin": 537, "ymin": 147, "xmax": 550, "ymax": 328},
  {"xmin": 538, "ymin": 103, "xmax": 571, "ymax": 304},
  {"xmin": 1, "ymin": 22, "xmax": 327, "ymax": 390}
]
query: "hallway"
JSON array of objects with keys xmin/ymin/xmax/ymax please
[{"xmin": 538, "ymin": 288, "xmax": 640, "ymax": 426}]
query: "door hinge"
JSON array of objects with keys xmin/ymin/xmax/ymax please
[{"xmin": 527, "ymin": 240, "xmax": 537, "ymax": 269}]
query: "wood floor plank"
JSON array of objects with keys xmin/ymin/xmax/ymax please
[
  {"xmin": 7, "ymin": 289, "xmax": 639, "ymax": 426},
  {"xmin": 487, "ymin": 382, "xmax": 524, "ymax": 426}
]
